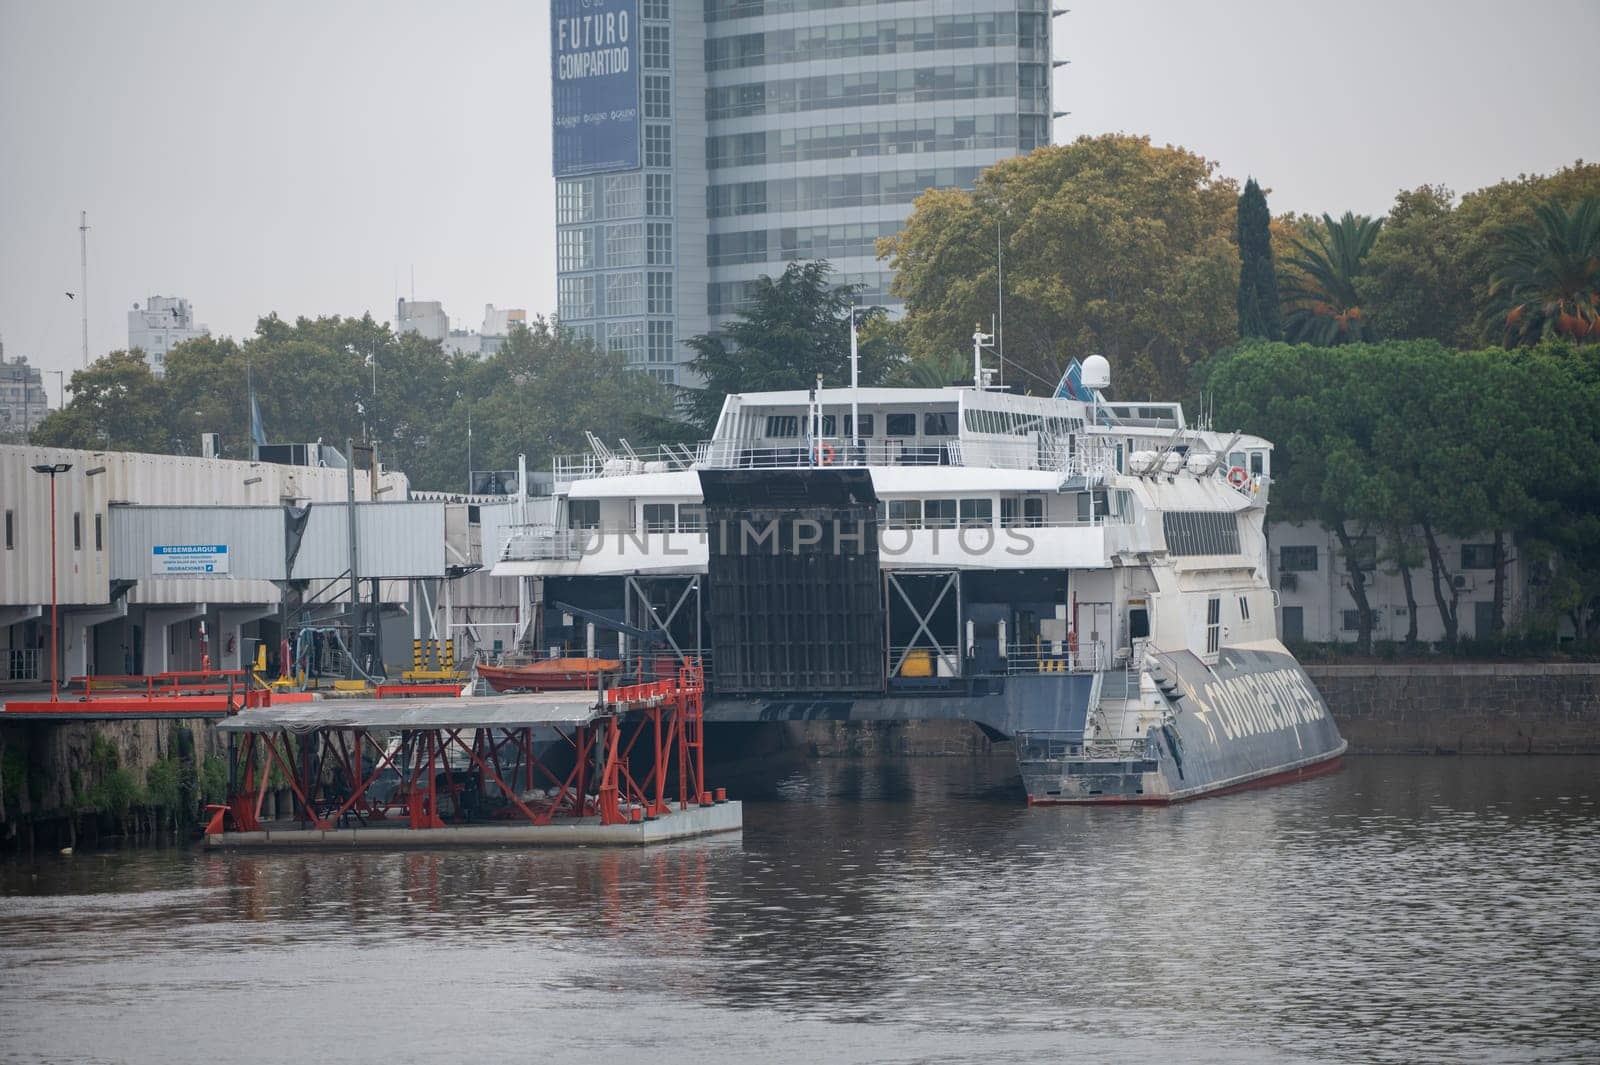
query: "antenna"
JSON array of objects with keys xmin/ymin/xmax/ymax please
[
  {"xmin": 996, "ymin": 213, "xmax": 1004, "ymax": 380},
  {"xmin": 78, "ymin": 210, "xmax": 89, "ymax": 367},
  {"xmin": 849, "ymin": 302, "xmax": 860, "ymax": 451}
]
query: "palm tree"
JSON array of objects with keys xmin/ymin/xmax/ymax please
[
  {"xmin": 1485, "ymin": 198, "xmax": 1600, "ymax": 345},
  {"xmin": 1281, "ymin": 212, "xmax": 1384, "ymax": 345}
]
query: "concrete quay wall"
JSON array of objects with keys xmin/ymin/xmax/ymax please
[{"xmin": 1303, "ymin": 663, "xmax": 1600, "ymax": 755}]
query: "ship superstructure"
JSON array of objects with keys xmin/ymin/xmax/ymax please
[{"xmin": 495, "ymin": 346, "xmax": 1345, "ymax": 803}]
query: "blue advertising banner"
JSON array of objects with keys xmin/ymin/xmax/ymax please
[{"xmin": 552, "ymin": 0, "xmax": 641, "ymax": 177}]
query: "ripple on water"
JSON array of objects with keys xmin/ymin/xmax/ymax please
[{"xmin": 0, "ymin": 756, "xmax": 1596, "ymax": 1065}]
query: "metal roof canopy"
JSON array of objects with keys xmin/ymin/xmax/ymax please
[{"xmin": 216, "ymin": 692, "xmax": 604, "ymax": 732}]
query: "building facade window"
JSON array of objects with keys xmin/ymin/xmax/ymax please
[
  {"xmin": 605, "ymin": 222, "xmax": 646, "ymax": 267},
  {"xmin": 558, "ymin": 276, "xmax": 595, "ymax": 320},
  {"xmin": 603, "ymin": 173, "xmax": 643, "ymax": 219},
  {"xmin": 708, "ymin": 167, "xmax": 982, "ymax": 217},
  {"xmin": 557, "ymin": 179, "xmax": 594, "ymax": 224},
  {"xmin": 558, "ymin": 228, "xmax": 594, "ymax": 271},
  {"xmin": 1460, "ymin": 543, "xmax": 1496, "ymax": 570},
  {"xmin": 1280, "ymin": 545, "xmax": 1318, "ymax": 572},
  {"xmin": 1341, "ymin": 609, "xmax": 1361, "ymax": 632},
  {"xmin": 642, "ymin": 24, "xmax": 671, "ymax": 69},
  {"xmin": 704, "ymin": 13, "xmax": 1044, "ymax": 71},
  {"xmin": 644, "ymin": 124, "xmax": 672, "ymax": 168},
  {"xmin": 604, "ymin": 272, "xmax": 644, "ymax": 317},
  {"xmin": 647, "ymin": 222, "xmax": 673, "ymax": 265},
  {"xmin": 647, "ymin": 320, "xmax": 674, "ymax": 364},
  {"xmin": 706, "ymin": 64, "xmax": 1020, "ymax": 120},
  {"xmin": 645, "ymin": 173, "xmax": 673, "ymax": 217},
  {"xmin": 647, "ymin": 271, "xmax": 673, "ymax": 314},
  {"xmin": 607, "ymin": 319, "xmax": 647, "ymax": 365},
  {"xmin": 641, "ymin": 0, "xmax": 670, "ymax": 18},
  {"xmin": 644, "ymin": 74, "xmax": 672, "ymax": 118}
]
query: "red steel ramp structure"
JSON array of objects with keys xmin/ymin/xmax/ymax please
[{"xmin": 204, "ymin": 661, "xmax": 738, "ymax": 847}]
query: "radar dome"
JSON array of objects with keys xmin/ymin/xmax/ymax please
[{"xmin": 1081, "ymin": 354, "xmax": 1110, "ymax": 390}]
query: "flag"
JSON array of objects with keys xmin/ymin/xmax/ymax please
[
  {"xmin": 1054, "ymin": 358, "xmax": 1088, "ymax": 401},
  {"xmin": 248, "ymin": 365, "xmax": 267, "ymax": 458}
]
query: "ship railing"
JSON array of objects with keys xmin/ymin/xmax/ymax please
[
  {"xmin": 1001, "ymin": 643, "xmax": 1108, "ymax": 675},
  {"xmin": 501, "ymin": 523, "xmax": 710, "ymax": 562},
  {"xmin": 553, "ymin": 437, "xmax": 1124, "ymax": 485},
  {"xmin": 1015, "ymin": 730, "xmax": 1160, "ymax": 763},
  {"xmin": 553, "ymin": 445, "xmax": 697, "ymax": 485}
]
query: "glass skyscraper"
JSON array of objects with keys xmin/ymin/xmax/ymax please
[{"xmin": 553, "ymin": 0, "xmax": 1055, "ymax": 385}]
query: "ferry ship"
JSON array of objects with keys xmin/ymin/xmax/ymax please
[{"xmin": 494, "ymin": 335, "xmax": 1346, "ymax": 804}]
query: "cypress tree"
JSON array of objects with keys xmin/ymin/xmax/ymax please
[{"xmin": 1236, "ymin": 178, "xmax": 1283, "ymax": 340}]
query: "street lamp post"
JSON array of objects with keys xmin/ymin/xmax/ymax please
[{"xmin": 30, "ymin": 462, "xmax": 72, "ymax": 700}]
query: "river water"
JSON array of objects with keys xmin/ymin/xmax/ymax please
[{"xmin": 1, "ymin": 755, "xmax": 1596, "ymax": 1065}]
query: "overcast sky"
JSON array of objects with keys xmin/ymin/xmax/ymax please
[{"xmin": 2, "ymin": 0, "xmax": 1593, "ymax": 403}]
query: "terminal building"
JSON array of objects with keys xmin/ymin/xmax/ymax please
[
  {"xmin": 551, "ymin": 0, "xmax": 1058, "ymax": 384},
  {"xmin": 0, "ymin": 443, "xmax": 523, "ymax": 689}
]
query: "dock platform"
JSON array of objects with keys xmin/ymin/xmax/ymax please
[{"xmin": 206, "ymin": 801, "xmax": 742, "ymax": 849}]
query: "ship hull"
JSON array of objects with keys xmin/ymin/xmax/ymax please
[{"xmin": 1017, "ymin": 643, "xmax": 1347, "ymax": 804}]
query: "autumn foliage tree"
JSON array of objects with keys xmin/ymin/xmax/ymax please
[{"xmin": 880, "ymin": 134, "xmax": 1240, "ymax": 400}]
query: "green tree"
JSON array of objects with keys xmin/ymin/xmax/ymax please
[
  {"xmin": 1281, "ymin": 212, "xmax": 1383, "ymax": 345},
  {"xmin": 1484, "ymin": 198, "xmax": 1600, "ymax": 345},
  {"xmin": 1236, "ymin": 178, "xmax": 1283, "ymax": 340},
  {"xmin": 31, "ymin": 350, "xmax": 173, "ymax": 453},
  {"xmin": 882, "ymin": 134, "xmax": 1240, "ymax": 400},
  {"xmin": 1358, "ymin": 162, "xmax": 1600, "ymax": 347},
  {"xmin": 444, "ymin": 319, "xmax": 677, "ymax": 486},
  {"xmin": 685, "ymin": 260, "xmax": 899, "ymax": 431}
]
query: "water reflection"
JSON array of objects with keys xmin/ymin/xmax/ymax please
[{"xmin": 1, "ymin": 757, "xmax": 1596, "ymax": 1065}]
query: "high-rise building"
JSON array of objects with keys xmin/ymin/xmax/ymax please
[
  {"xmin": 552, "ymin": 0, "xmax": 1056, "ymax": 385},
  {"xmin": 0, "ymin": 341, "xmax": 49, "ymax": 439},
  {"xmin": 128, "ymin": 296, "xmax": 209, "ymax": 376}
]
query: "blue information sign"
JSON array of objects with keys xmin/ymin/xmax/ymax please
[{"xmin": 552, "ymin": 0, "xmax": 641, "ymax": 177}]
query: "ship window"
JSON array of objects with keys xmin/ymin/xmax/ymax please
[
  {"xmin": 843, "ymin": 414, "xmax": 873, "ymax": 438},
  {"xmin": 1206, "ymin": 597, "xmax": 1221, "ymax": 655},
  {"xmin": 4, "ymin": 510, "xmax": 12, "ymax": 550},
  {"xmin": 765, "ymin": 415, "xmax": 800, "ymax": 438},
  {"xmin": 885, "ymin": 499, "xmax": 921, "ymax": 529},
  {"xmin": 568, "ymin": 499, "xmax": 600, "ymax": 530},
  {"xmin": 885, "ymin": 412, "xmax": 916, "ymax": 437},
  {"xmin": 643, "ymin": 503, "xmax": 676, "ymax": 533},
  {"xmin": 1129, "ymin": 608, "xmax": 1150, "ymax": 639},
  {"xmin": 1162, "ymin": 511, "xmax": 1241, "ymax": 556},
  {"xmin": 923, "ymin": 411, "xmax": 957, "ymax": 436},
  {"xmin": 958, "ymin": 498, "xmax": 992, "ymax": 527},
  {"xmin": 73, "ymin": 512, "xmax": 82, "ymax": 551},
  {"xmin": 1239, "ymin": 596, "xmax": 1250, "ymax": 621},
  {"xmin": 1000, "ymin": 496, "xmax": 1044, "ymax": 528},
  {"xmin": 923, "ymin": 499, "xmax": 956, "ymax": 529},
  {"xmin": 95, "ymin": 514, "xmax": 103, "ymax": 552},
  {"xmin": 1280, "ymin": 545, "xmax": 1318, "ymax": 572},
  {"xmin": 1249, "ymin": 451, "xmax": 1265, "ymax": 476},
  {"xmin": 678, "ymin": 505, "xmax": 705, "ymax": 532}
]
